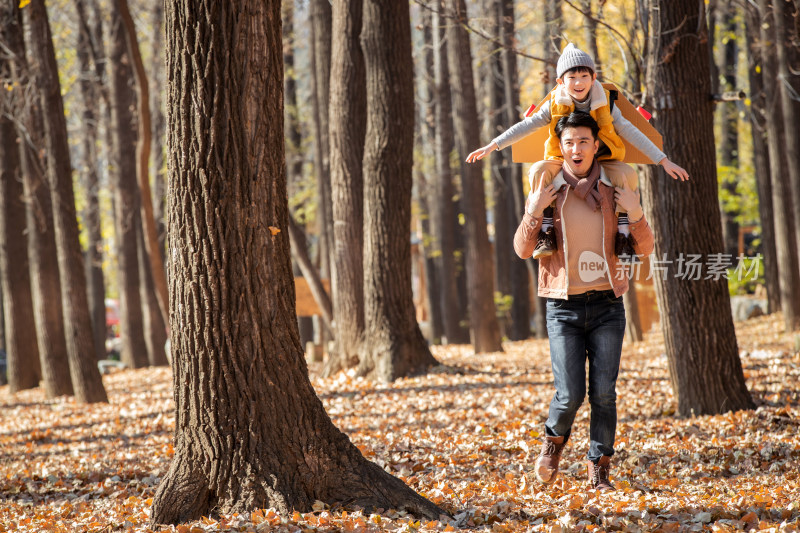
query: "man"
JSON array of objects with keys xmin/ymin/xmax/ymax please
[{"xmin": 514, "ymin": 112, "xmax": 654, "ymax": 491}]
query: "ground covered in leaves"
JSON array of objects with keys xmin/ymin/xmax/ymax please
[{"xmin": 1, "ymin": 313, "xmax": 799, "ymax": 532}]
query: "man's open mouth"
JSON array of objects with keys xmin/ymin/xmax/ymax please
[{"xmin": 572, "ymin": 157, "xmax": 584, "ymax": 165}]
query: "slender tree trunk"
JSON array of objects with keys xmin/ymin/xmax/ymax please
[
  {"xmin": 639, "ymin": 0, "xmax": 753, "ymax": 415},
  {"xmin": 420, "ymin": 7, "xmax": 443, "ymax": 344},
  {"xmin": 744, "ymin": 2, "xmax": 779, "ymax": 313},
  {"xmin": 151, "ymin": 1, "xmax": 167, "ymax": 262},
  {"xmin": 76, "ymin": 0, "xmax": 107, "ymax": 361},
  {"xmin": 3, "ymin": 0, "xmax": 72, "ymax": 395},
  {"xmin": 447, "ymin": 0, "xmax": 503, "ymax": 353},
  {"xmin": 136, "ymin": 198, "xmax": 168, "ymax": 366},
  {"xmin": 759, "ymin": 0, "xmax": 800, "ymax": 330},
  {"xmin": 623, "ymin": 283, "xmax": 643, "ymax": 343},
  {"xmin": 288, "ymin": 217, "xmax": 334, "ymax": 333},
  {"xmin": 25, "ymin": 0, "xmax": 107, "ymax": 403},
  {"xmin": 282, "ymin": 0, "xmax": 314, "ymax": 347},
  {"xmin": 432, "ymin": 2, "xmax": 469, "ymax": 345},
  {"xmin": 115, "ymin": 0, "xmax": 169, "ymax": 328},
  {"xmin": 0, "ymin": 57, "xmax": 41, "ymax": 392},
  {"xmin": 358, "ymin": 0, "xmax": 440, "ymax": 380},
  {"xmin": 109, "ymin": 8, "xmax": 149, "ymax": 369},
  {"xmin": 500, "ymin": 0, "xmax": 531, "ymax": 341},
  {"xmin": 150, "ymin": 2, "xmax": 443, "ymax": 523},
  {"xmin": 718, "ymin": 4, "xmax": 740, "ymax": 259},
  {"xmin": 326, "ymin": 0, "xmax": 366, "ymax": 374},
  {"xmin": 580, "ymin": 0, "xmax": 603, "ymax": 77},
  {"xmin": 543, "ymin": 0, "xmax": 563, "ymax": 87}
]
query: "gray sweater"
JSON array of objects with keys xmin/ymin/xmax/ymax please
[{"xmin": 492, "ymin": 92, "xmax": 667, "ymax": 165}]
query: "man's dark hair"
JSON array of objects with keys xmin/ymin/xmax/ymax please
[
  {"xmin": 555, "ymin": 112, "xmax": 600, "ymax": 140},
  {"xmin": 562, "ymin": 65, "xmax": 594, "ymax": 77}
]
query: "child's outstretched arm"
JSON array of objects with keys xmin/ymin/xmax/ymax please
[
  {"xmin": 466, "ymin": 142, "xmax": 498, "ymax": 163},
  {"xmin": 658, "ymin": 158, "xmax": 690, "ymax": 181}
]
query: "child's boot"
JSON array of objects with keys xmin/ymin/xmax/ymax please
[
  {"xmin": 533, "ymin": 206, "xmax": 557, "ymax": 259},
  {"xmin": 614, "ymin": 214, "xmax": 640, "ymax": 263}
]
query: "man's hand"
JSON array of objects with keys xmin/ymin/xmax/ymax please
[
  {"xmin": 615, "ymin": 175, "xmax": 643, "ymax": 221},
  {"xmin": 527, "ymin": 179, "xmax": 557, "ymax": 217},
  {"xmin": 659, "ymin": 158, "xmax": 690, "ymax": 181},
  {"xmin": 466, "ymin": 143, "xmax": 498, "ymax": 163}
]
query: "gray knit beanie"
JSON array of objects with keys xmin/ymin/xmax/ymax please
[{"xmin": 556, "ymin": 43, "xmax": 596, "ymax": 79}]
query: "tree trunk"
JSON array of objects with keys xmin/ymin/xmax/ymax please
[
  {"xmin": 759, "ymin": 0, "xmax": 800, "ymax": 330},
  {"xmin": 543, "ymin": 0, "xmax": 563, "ymax": 88},
  {"xmin": 500, "ymin": 0, "xmax": 531, "ymax": 341},
  {"xmin": 288, "ymin": 216, "xmax": 334, "ymax": 332},
  {"xmin": 76, "ymin": 0, "xmax": 107, "ymax": 361},
  {"xmin": 744, "ymin": 1, "xmax": 779, "ymax": 313},
  {"xmin": 150, "ymin": 1, "xmax": 167, "ymax": 262},
  {"xmin": 419, "ymin": 7, "xmax": 444, "ymax": 344},
  {"xmin": 115, "ymin": 0, "xmax": 169, "ymax": 329},
  {"xmin": 3, "ymin": 0, "xmax": 72, "ymax": 396},
  {"xmin": 718, "ymin": 4, "xmax": 740, "ymax": 259},
  {"xmin": 0, "ymin": 63, "xmax": 41, "ymax": 393},
  {"xmin": 136, "ymin": 199, "xmax": 169, "ymax": 366},
  {"xmin": 639, "ymin": 0, "xmax": 753, "ymax": 415},
  {"xmin": 357, "ymin": 0, "xmax": 440, "ymax": 380},
  {"xmin": 623, "ymin": 282, "xmax": 643, "ymax": 343},
  {"xmin": 447, "ymin": 0, "xmax": 503, "ymax": 353},
  {"xmin": 310, "ymin": 0, "xmax": 333, "ymax": 281},
  {"xmin": 326, "ymin": 0, "xmax": 366, "ymax": 374},
  {"xmin": 580, "ymin": 0, "xmax": 603, "ymax": 77},
  {"xmin": 432, "ymin": 2, "xmax": 469, "ymax": 345},
  {"xmin": 109, "ymin": 7, "xmax": 149, "ymax": 369},
  {"xmin": 25, "ymin": 0, "xmax": 107, "ymax": 403},
  {"xmin": 150, "ymin": 2, "xmax": 443, "ymax": 523}
]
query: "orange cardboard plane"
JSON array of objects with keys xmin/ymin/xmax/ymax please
[{"xmin": 511, "ymin": 83, "xmax": 663, "ymax": 165}]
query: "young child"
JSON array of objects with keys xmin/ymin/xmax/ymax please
[{"xmin": 467, "ymin": 43, "xmax": 689, "ymax": 260}]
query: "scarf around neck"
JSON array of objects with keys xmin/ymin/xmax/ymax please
[{"xmin": 562, "ymin": 160, "xmax": 603, "ymax": 211}]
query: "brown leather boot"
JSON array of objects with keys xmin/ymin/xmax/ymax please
[
  {"xmin": 532, "ymin": 227, "xmax": 557, "ymax": 259},
  {"xmin": 534, "ymin": 435, "xmax": 566, "ymax": 484},
  {"xmin": 587, "ymin": 455, "xmax": 615, "ymax": 491}
]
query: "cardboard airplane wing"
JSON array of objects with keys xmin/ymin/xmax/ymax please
[{"xmin": 510, "ymin": 83, "xmax": 663, "ymax": 165}]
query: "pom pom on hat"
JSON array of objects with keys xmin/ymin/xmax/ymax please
[{"xmin": 556, "ymin": 43, "xmax": 596, "ymax": 79}]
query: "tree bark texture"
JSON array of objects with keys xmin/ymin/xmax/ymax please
[
  {"xmin": 758, "ymin": 0, "xmax": 800, "ymax": 330},
  {"xmin": 447, "ymin": 0, "xmax": 503, "ymax": 353},
  {"xmin": 744, "ymin": 1, "xmax": 779, "ymax": 313},
  {"xmin": 357, "ymin": 0, "xmax": 439, "ymax": 381},
  {"xmin": 136, "ymin": 203, "xmax": 169, "ymax": 366},
  {"xmin": 116, "ymin": 0, "xmax": 169, "ymax": 329},
  {"xmin": 0, "ymin": 49, "xmax": 41, "ymax": 392},
  {"xmin": 110, "ymin": 8, "xmax": 149, "ymax": 369},
  {"xmin": 639, "ymin": 0, "xmax": 753, "ymax": 415},
  {"xmin": 151, "ymin": 2, "xmax": 443, "ymax": 523},
  {"xmin": 4, "ymin": 0, "xmax": 72, "ymax": 396},
  {"xmin": 25, "ymin": 0, "xmax": 107, "ymax": 403},
  {"xmin": 327, "ymin": 0, "xmax": 366, "ymax": 374},
  {"xmin": 432, "ymin": 2, "xmax": 469, "ymax": 345},
  {"xmin": 76, "ymin": 0, "xmax": 107, "ymax": 361}
]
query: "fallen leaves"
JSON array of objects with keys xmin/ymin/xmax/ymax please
[{"xmin": 1, "ymin": 314, "xmax": 800, "ymax": 531}]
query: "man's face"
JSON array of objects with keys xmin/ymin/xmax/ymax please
[
  {"xmin": 557, "ymin": 70, "xmax": 597, "ymax": 102},
  {"xmin": 559, "ymin": 126, "xmax": 599, "ymax": 176}
]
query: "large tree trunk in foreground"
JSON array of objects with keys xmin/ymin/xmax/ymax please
[
  {"xmin": 25, "ymin": 0, "xmax": 107, "ymax": 403},
  {"xmin": 110, "ymin": 8, "xmax": 149, "ymax": 369},
  {"xmin": 151, "ymin": 2, "xmax": 442, "ymax": 524},
  {"xmin": 447, "ymin": 0, "xmax": 503, "ymax": 353},
  {"xmin": 357, "ymin": 0, "xmax": 439, "ymax": 381},
  {"xmin": 326, "ymin": 0, "xmax": 366, "ymax": 375},
  {"xmin": 0, "ymin": 71, "xmax": 41, "ymax": 393},
  {"xmin": 640, "ymin": 0, "xmax": 753, "ymax": 415},
  {"xmin": 3, "ymin": 0, "xmax": 72, "ymax": 396}
]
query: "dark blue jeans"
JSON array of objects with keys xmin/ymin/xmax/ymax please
[{"xmin": 544, "ymin": 289, "xmax": 626, "ymax": 462}]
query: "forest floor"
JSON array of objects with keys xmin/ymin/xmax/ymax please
[{"xmin": 1, "ymin": 313, "xmax": 799, "ymax": 532}]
